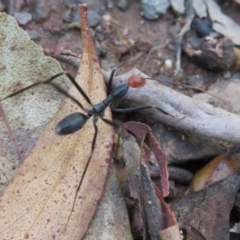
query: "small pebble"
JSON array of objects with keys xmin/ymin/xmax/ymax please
[
  {"xmin": 169, "ymin": 0, "xmax": 185, "ymax": 15},
  {"xmin": 141, "ymin": 0, "xmax": 170, "ymax": 20},
  {"xmin": 26, "ymin": 30, "xmax": 39, "ymax": 40},
  {"xmin": 87, "ymin": 10, "xmax": 101, "ymax": 27},
  {"xmin": 72, "ymin": 9, "xmax": 101, "ymax": 28},
  {"xmin": 14, "ymin": 12, "xmax": 32, "ymax": 25},
  {"xmin": 118, "ymin": 0, "xmax": 130, "ymax": 11},
  {"xmin": 106, "ymin": 0, "xmax": 114, "ymax": 9},
  {"xmin": 164, "ymin": 58, "xmax": 173, "ymax": 70},
  {"xmin": 223, "ymin": 71, "xmax": 231, "ymax": 79},
  {"xmin": 33, "ymin": 0, "xmax": 51, "ymax": 22},
  {"xmin": 102, "ymin": 14, "xmax": 111, "ymax": 22}
]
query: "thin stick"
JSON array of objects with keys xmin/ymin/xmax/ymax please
[
  {"xmin": 107, "ymin": 70, "xmax": 116, "ymax": 96},
  {"xmin": 175, "ymin": 0, "xmax": 195, "ymax": 75},
  {"xmin": 141, "ymin": 40, "xmax": 169, "ymax": 73}
]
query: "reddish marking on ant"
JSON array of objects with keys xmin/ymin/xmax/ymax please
[{"xmin": 127, "ymin": 75, "xmax": 146, "ymax": 88}]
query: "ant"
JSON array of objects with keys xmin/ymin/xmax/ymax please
[
  {"xmin": 2, "ymin": 70, "xmax": 173, "ymax": 147},
  {"xmin": 1, "ymin": 69, "xmax": 174, "ymax": 223}
]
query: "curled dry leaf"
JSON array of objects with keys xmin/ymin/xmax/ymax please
[
  {"xmin": 0, "ymin": 4, "xmax": 114, "ymax": 239},
  {"xmin": 154, "ymin": 185, "xmax": 183, "ymax": 240},
  {"xmin": 124, "ymin": 121, "xmax": 169, "ymax": 197},
  {"xmin": 172, "ymin": 151, "xmax": 240, "ymax": 239},
  {"xmin": 121, "ymin": 127, "xmax": 181, "ymax": 240},
  {"xmin": 121, "ymin": 133, "xmax": 164, "ymax": 239},
  {"xmin": 186, "ymin": 151, "xmax": 240, "ymax": 193}
]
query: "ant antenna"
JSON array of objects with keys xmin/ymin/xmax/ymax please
[{"xmin": 145, "ymin": 77, "xmax": 233, "ymax": 111}]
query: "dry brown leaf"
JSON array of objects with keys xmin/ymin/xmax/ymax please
[
  {"xmin": 172, "ymin": 174, "xmax": 240, "ymax": 239},
  {"xmin": 121, "ymin": 131, "xmax": 181, "ymax": 239},
  {"xmin": 153, "ymin": 183, "xmax": 182, "ymax": 240},
  {"xmin": 0, "ymin": 4, "xmax": 113, "ymax": 239},
  {"xmin": 159, "ymin": 225, "xmax": 183, "ymax": 240},
  {"xmin": 121, "ymin": 133, "xmax": 163, "ymax": 239},
  {"xmin": 0, "ymin": 13, "xmax": 69, "ymax": 193},
  {"xmin": 186, "ymin": 151, "xmax": 240, "ymax": 193},
  {"xmin": 124, "ymin": 121, "xmax": 169, "ymax": 197}
]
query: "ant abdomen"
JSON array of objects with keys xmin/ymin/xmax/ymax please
[{"xmin": 55, "ymin": 112, "xmax": 88, "ymax": 135}]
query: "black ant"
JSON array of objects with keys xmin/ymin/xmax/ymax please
[
  {"xmin": 1, "ymin": 69, "xmax": 175, "ymax": 224},
  {"xmin": 1, "ymin": 70, "xmax": 173, "ymax": 144}
]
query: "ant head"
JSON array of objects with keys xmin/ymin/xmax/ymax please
[{"xmin": 127, "ymin": 74, "xmax": 146, "ymax": 88}]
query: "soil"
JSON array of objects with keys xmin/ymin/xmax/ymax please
[
  {"xmin": 4, "ymin": 1, "xmax": 239, "ymax": 95},
  {"xmin": 4, "ymin": 1, "xmax": 240, "ymax": 91},
  {"xmin": 6, "ymin": 1, "xmax": 184, "ymax": 87}
]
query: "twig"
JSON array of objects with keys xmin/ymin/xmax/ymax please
[
  {"xmin": 103, "ymin": 68, "xmax": 240, "ymax": 145},
  {"xmin": 175, "ymin": 0, "xmax": 195, "ymax": 75},
  {"xmin": 141, "ymin": 40, "xmax": 169, "ymax": 73}
]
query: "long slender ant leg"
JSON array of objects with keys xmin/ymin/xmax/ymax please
[
  {"xmin": 90, "ymin": 114, "xmax": 99, "ymax": 156},
  {"xmin": 112, "ymin": 105, "xmax": 178, "ymax": 119},
  {"xmin": 41, "ymin": 72, "xmax": 93, "ymax": 107},
  {"xmin": 107, "ymin": 70, "xmax": 116, "ymax": 95},
  {"xmin": 67, "ymin": 115, "xmax": 99, "ymax": 223},
  {"xmin": 1, "ymin": 72, "xmax": 93, "ymax": 109},
  {"xmin": 50, "ymin": 83, "xmax": 86, "ymax": 112},
  {"xmin": 101, "ymin": 117, "xmax": 120, "ymax": 129},
  {"xmin": 76, "ymin": 114, "xmax": 99, "ymax": 190},
  {"xmin": 64, "ymin": 73, "xmax": 93, "ymax": 107},
  {"xmin": 0, "ymin": 73, "xmax": 65, "ymax": 101}
]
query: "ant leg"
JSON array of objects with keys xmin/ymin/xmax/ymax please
[
  {"xmin": 50, "ymin": 83, "xmax": 86, "ymax": 111},
  {"xmin": 1, "ymin": 72, "xmax": 92, "ymax": 113},
  {"xmin": 90, "ymin": 115, "xmax": 99, "ymax": 156},
  {"xmin": 33, "ymin": 72, "xmax": 93, "ymax": 107},
  {"xmin": 112, "ymin": 105, "xmax": 178, "ymax": 119},
  {"xmin": 38, "ymin": 72, "xmax": 93, "ymax": 107},
  {"xmin": 63, "ymin": 73, "xmax": 93, "ymax": 107},
  {"xmin": 67, "ymin": 115, "xmax": 99, "ymax": 220},
  {"xmin": 1, "ymin": 72, "xmax": 93, "ymax": 108},
  {"xmin": 107, "ymin": 70, "xmax": 116, "ymax": 95},
  {"xmin": 0, "ymin": 72, "xmax": 64, "ymax": 101},
  {"xmin": 101, "ymin": 117, "xmax": 120, "ymax": 129}
]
